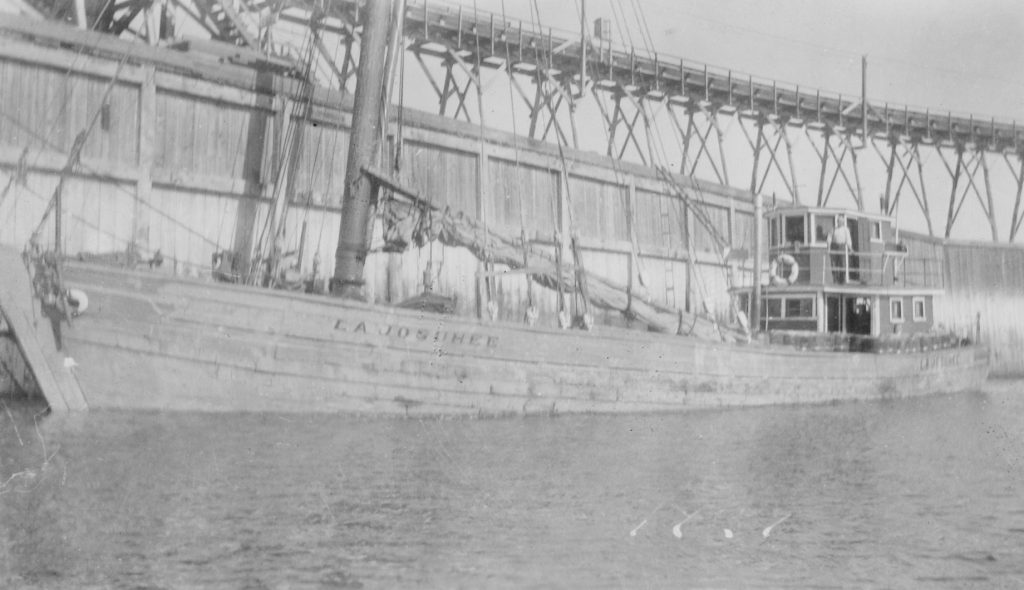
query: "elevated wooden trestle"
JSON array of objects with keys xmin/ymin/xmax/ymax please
[{"xmin": 9, "ymin": 0, "xmax": 1024, "ymax": 243}]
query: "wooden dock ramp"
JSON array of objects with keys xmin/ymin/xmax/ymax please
[{"xmin": 0, "ymin": 246, "xmax": 88, "ymax": 412}]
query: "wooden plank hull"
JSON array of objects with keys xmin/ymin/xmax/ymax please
[
  {"xmin": 1, "ymin": 249, "xmax": 991, "ymax": 415},
  {"xmin": 0, "ymin": 248, "xmax": 88, "ymax": 410}
]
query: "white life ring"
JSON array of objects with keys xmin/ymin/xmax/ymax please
[
  {"xmin": 769, "ymin": 254, "xmax": 799, "ymax": 286},
  {"xmin": 66, "ymin": 288, "xmax": 89, "ymax": 316}
]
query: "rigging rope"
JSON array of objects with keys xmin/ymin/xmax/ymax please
[
  {"xmin": 592, "ymin": 10, "xmax": 736, "ymax": 334},
  {"xmin": 626, "ymin": 0, "xmax": 657, "ymax": 58},
  {"xmin": 29, "ymin": 51, "xmax": 132, "ymax": 250},
  {"xmin": 527, "ymin": 0, "xmax": 574, "ymax": 324},
  {"xmin": 472, "ymin": 0, "xmax": 498, "ymax": 315},
  {"xmin": 215, "ymin": 103, "xmax": 254, "ymax": 254},
  {"xmin": 312, "ymin": 24, "xmax": 351, "ymax": 283},
  {"xmin": 248, "ymin": 28, "xmax": 319, "ymax": 284},
  {"xmin": 18, "ymin": 0, "xmax": 123, "ymax": 181},
  {"xmin": 502, "ymin": 0, "xmax": 536, "ymax": 317}
]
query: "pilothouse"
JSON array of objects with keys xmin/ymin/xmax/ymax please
[{"xmin": 735, "ymin": 206, "xmax": 954, "ymax": 352}]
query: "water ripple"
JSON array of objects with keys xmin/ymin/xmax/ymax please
[{"xmin": 1, "ymin": 385, "xmax": 1023, "ymax": 587}]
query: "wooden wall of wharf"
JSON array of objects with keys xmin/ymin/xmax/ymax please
[
  {"xmin": 905, "ymin": 234, "xmax": 1024, "ymax": 377},
  {"xmin": 0, "ymin": 29, "xmax": 1021, "ymax": 375},
  {"xmin": 0, "ymin": 31, "xmax": 754, "ymax": 330}
]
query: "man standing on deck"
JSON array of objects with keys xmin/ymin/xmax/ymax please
[{"xmin": 826, "ymin": 214, "xmax": 852, "ymax": 284}]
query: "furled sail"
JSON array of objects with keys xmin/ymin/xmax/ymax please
[{"xmin": 381, "ymin": 194, "xmax": 743, "ymax": 343}]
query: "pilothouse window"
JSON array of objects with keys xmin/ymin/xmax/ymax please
[{"xmin": 784, "ymin": 215, "xmax": 805, "ymax": 245}]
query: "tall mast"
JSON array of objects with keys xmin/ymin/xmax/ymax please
[{"xmin": 332, "ymin": 0, "xmax": 394, "ymax": 299}]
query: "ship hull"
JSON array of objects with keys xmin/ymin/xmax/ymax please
[{"xmin": 1, "ymin": 251, "xmax": 991, "ymax": 415}]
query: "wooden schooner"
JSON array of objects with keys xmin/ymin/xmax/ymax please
[{"xmin": 0, "ymin": 1, "xmax": 990, "ymax": 414}]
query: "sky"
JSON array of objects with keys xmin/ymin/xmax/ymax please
[{"xmin": 476, "ymin": 0, "xmax": 1024, "ymax": 123}]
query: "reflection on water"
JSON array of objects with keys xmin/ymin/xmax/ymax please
[{"xmin": 3, "ymin": 381, "xmax": 1024, "ymax": 588}]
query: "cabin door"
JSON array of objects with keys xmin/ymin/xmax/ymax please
[
  {"xmin": 844, "ymin": 296, "xmax": 872, "ymax": 335},
  {"xmin": 826, "ymin": 295, "xmax": 842, "ymax": 333}
]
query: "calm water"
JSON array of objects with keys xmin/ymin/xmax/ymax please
[{"xmin": 3, "ymin": 381, "xmax": 1024, "ymax": 589}]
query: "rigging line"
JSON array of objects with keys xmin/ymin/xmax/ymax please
[
  {"xmin": 0, "ymin": 178, "xmax": 22, "ymax": 231},
  {"xmin": 21, "ymin": 0, "xmax": 121, "ymax": 173},
  {"xmin": 649, "ymin": 103, "xmax": 717, "ymax": 216},
  {"xmin": 666, "ymin": 185, "xmax": 727, "ymax": 330},
  {"xmin": 294, "ymin": 34, "xmax": 328, "ymax": 254},
  {"xmin": 132, "ymin": 189, "xmax": 227, "ymax": 251},
  {"xmin": 609, "ymin": 0, "xmax": 635, "ymax": 53},
  {"xmin": 0, "ymin": 112, "xmax": 70, "ymax": 155},
  {"xmin": 298, "ymin": 122, "xmax": 324, "ymax": 234},
  {"xmin": 472, "ymin": 0, "xmax": 494, "ymax": 303},
  {"xmin": 375, "ymin": 0, "xmax": 409, "ymax": 282},
  {"xmin": 391, "ymin": 11, "xmax": 408, "ymax": 176},
  {"xmin": 529, "ymin": 0, "xmax": 542, "ymax": 35},
  {"xmin": 662, "ymin": 115, "xmax": 728, "ymax": 238},
  {"xmin": 634, "ymin": 93, "xmax": 733, "ymax": 266},
  {"xmin": 14, "ymin": 139, "xmax": 231, "ymax": 253},
  {"xmin": 523, "ymin": 6, "xmax": 567, "ymax": 313},
  {"xmin": 629, "ymin": 0, "xmax": 657, "ymax": 56},
  {"xmin": 502, "ymin": 0, "xmax": 533, "ymax": 308},
  {"xmin": 313, "ymin": 126, "xmax": 341, "ymax": 252},
  {"xmin": 380, "ymin": 0, "xmax": 406, "ymax": 168},
  {"xmin": 0, "ymin": 166, "xmax": 17, "ymax": 210},
  {"xmin": 216, "ymin": 104, "xmax": 254, "ymax": 251},
  {"xmin": 649, "ymin": 106, "xmax": 677, "ymax": 171},
  {"xmin": 30, "ymin": 51, "xmax": 133, "ymax": 245},
  {"xmin": 520, "ymin": 5, "xmax": 569, "ymax": 309},
  {"xmin": 313, "ymin": 24, "xmax": 350, "ymax": 260},
  {"xmin": 683, "ymin": 176, "xmax": 728, "ymax": 248},
  {"xmin": 685, "ymin": 207, "xmax": 725, "ymax": 338},
  {"xmin": 662, "ymin": 170, "xmax": 728, "ymax": 256},
  {"xmin": 16, "ymin": 55, "xmax": 296, "ymax": 261},
  {"xmin": 385, "ymin": 2, "xmax": 415, "ymax": 287},
  {"xmin": 550, "ymin": 105, "xmax": 590, "ymax": 318},
  {"xmin": 624, "ymin": 0, "xmax": 655, "ymax": 59},
  {"xmin": 529, "ymin": 0, "xmax": 574, "ymax": 146},
  {"xmin": 212, "ymin": 35, "xmax": 272, "ymax": 256},
  {"xmin": 251, "ymin": 27, "xmax": 317, "ymax": 263},
  {"xmin": 222, "ymin": 111, "xmax": 249, "ymax": 249},
  {"xmin": 591, "ymin": 87, "xmax": 649, "ymax": 290},
  {"xmin": 11, "ymin": 175, "xmax": 175, "ymax": 263}
]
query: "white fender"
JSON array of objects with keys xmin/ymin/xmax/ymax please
[{"xmin": 66, "ymin": 288, "xmax": 89, "ymax": 316}]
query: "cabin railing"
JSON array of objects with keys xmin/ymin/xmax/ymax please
[{"xmin": 767, "ymin": 246, "xmax": 944, "ymax": 289}]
